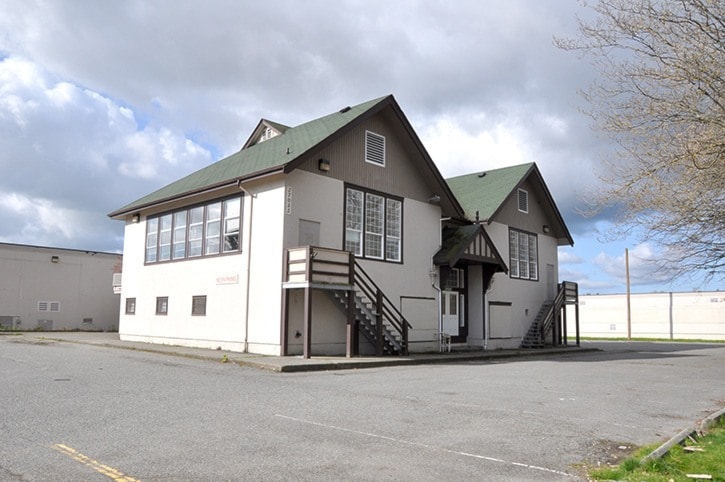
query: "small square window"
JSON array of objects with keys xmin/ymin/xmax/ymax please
[
  {"xmin": 125, "ymin": 297, "xmax": 136, "ymax": 315},
  {"xmin": 192, "ymin": 295, "xmax": 207, "ymax": 316},
  {"xmin": 156, "ymin": 296, "xmax": 168, "ymax": 315}
]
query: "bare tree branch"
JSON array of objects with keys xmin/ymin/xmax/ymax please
[{"xmin": 555, "ymin": 0, "xmax": 724, "ymax": 282}]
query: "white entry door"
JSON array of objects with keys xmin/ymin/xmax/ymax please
[{"xmin": 441, "ymin": 290, "xmax": 459, "ymax": 336}]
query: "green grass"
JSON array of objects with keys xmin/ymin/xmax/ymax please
[
  {"xmin": 588, "ymin": 418, "xmax": 725, "ymax": 481},
  {"xmin": 579, "ymin": 336, "xmax": 725, "ymax": 344}
]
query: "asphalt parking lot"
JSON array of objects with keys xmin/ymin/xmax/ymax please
[{"xmin": 1, "ymin": 334, "xmax": 723, "ymax": 481}]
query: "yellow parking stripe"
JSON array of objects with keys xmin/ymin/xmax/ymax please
[{"xmin": 52, "ymin": 444, "xmax": 140, "ymax": 482}]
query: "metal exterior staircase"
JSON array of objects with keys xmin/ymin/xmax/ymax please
[
  {"xmin": 521, "ymin": 281, "xmax": 579, "ymax": 349},
  {"xmin": 327, "ymin": 290, "xmax": 404, "ymax": 355},
  {"xmin": 282, "ymin": 246, "xmax": 410, "ymax": 357}
]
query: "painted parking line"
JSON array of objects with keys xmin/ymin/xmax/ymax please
[
  {"xmin": 275, "ymin": 414, "xmax": 573, "ymax": 478},
  {"xmin": 52, "ymin": 444, "xmax": 139, "ymax": 482}
]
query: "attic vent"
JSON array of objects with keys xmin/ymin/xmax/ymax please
[
  {"xmin": 518, "ymin": 188, "xmax": 529, "ymax": 213},
  {"xmin": 365, "ymin": 131, "xmax": 385, "ymax": 166}
]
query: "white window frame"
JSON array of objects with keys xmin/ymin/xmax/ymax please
[
  {"xmin": 344, "ymin": 186, "xmax": 402, "ymax": 263},
  {"xmin": 145, "ymin": 196, "xmax": 242, "ymax": 264},
  {"xmin": 509, "ymin": 228, "xmax": 538, "ymax": 281}
]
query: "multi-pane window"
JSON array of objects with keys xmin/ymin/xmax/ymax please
[
  {"xmin": 189, "ymin": 206, "xmax": 204, "ymax": 257},
  {"xmin": 385, "ymin": 199, "xmax": 401, "ymax": 260},
  {"xmin": 145, "ymin": 196, "xmax": 242, "ymax": 263},
  {"xmin": 156, "ymin": 296, "xmax": 168, "ymax": 315},
  {"xmin": 365, "ymin": 193, "xmax": 384, "ymax": 258},
  {"xmin": 223, "ymin": 198, "xmax": 240, "ymax": 252},
  {"xmin": 158, "ymin": 214, "xmax": 172, "ymax": 261},
  {"xmin": 509, "ymin": 228, "xmax": 538, "ymax": 280},
  {"xmin": 345, "ymin": 189, "xmax": 364, "ymax": 256},
  {"xmin": 344, "ymin": 187, "xmax": 402, "ymax": 262},
  {"xmin": 146, "ymin": 218, "xmax": 158, "ymax": 262},
  {"xmin": 172, "ymin": 211, "xmax": 187, "ymax": 259},
  {"xmin": 192, "ymin": 295, "xmax": 207, "ymax": 316},
  {"xmin": 125, "ymin": 298, "xmax": 136, "ymax": 315}
]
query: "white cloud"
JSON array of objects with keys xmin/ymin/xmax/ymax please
[
  {"xmin": 0, "ymin": 55, "xmax": 212, "ymax": 250},
  {"xmin": 558, "ymin": 249, "xmax": 584, "ymax": 264},
  {"xmin": 593, "ymin": 243, "xmax": 675, "ymax": 287}
]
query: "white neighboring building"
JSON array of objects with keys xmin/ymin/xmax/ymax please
[
  {"xmin": 568, "ymin": 291, "xmax": 725, "ymax": 340},
  {"xmin": 0, "ymin": 242, "xmax": 122, "ymax": 331}
]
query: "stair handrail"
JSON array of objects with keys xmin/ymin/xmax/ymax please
[
  {"xmin": 539, "ymin": 283, "xmax": 567, "ymax": 341},
  {"xmin": 353, "ymin": 260, "xmax": 411, "ymax": 353}
]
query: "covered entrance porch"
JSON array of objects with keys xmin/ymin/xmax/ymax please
[{"xmin": 433, "ymin": 224, "xmax": 507, "ymax": 346}]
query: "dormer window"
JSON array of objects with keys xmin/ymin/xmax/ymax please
[
  {"xmin": 259, "ymin": 127, "xmax": 277, "ymax": 143},
  {"xmin": 365, "ymin": 131, "xmax": 385, "ymax": 166},
  {"xmin": 517, "ymin": 188, "xmax": 529, "ymax": 213}
]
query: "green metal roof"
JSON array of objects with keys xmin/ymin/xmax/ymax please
[
  {"xmin": 109, "ymin": 95, "xmax": 390, "ymax": 217},
  {"xmin": 446, "ymin": 163, "xmax": 535, "ymax": 222},
  {"xmin": 447, "ymin": 162, "xmax": 574, "ymax": 246}
]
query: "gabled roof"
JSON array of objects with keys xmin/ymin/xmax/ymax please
[
  {"xmin": 110, "ymin": 96, "xmax": 389, "ymax": 217},
  {"xmin": 446, "ymin": 163, "xmax": 574, "ymax": 246},
  {"xmin": 433, "ymin": 224, "xmax": 507, "ymax": 272},
  {"xmin": 109, "ymin": 95, "xmax": 464, "ymax": 219}
]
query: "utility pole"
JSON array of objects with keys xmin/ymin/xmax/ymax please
[{"xmin": 625, "ymin": 248, "xmax": 631, "ymax": 340}]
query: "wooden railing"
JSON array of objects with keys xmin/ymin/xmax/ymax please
[
  {"xmin": 283, "ymin": 246, "xmax": 410, "ymax": 356},
  {"xmin": 285, "ymin": 246, "xmax": 354, "ymax": 287}
]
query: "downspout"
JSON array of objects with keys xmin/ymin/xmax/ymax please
[
  {"xmin": 238, "ymin": 181, "xmax": 255, "ymax": 353},
  {"xmin": 432, "ymin": 217, "xmax": 451, "ymax": 352}
]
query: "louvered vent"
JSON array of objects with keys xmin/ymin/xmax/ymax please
[
  {"xmin": 518, "ymin": 188, "xmax": 529, "ymax": 213},
  {"xmin": 365, "ymin": 131, "xmax": 385, "ymax": 166}
]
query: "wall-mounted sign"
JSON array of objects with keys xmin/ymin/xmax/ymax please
[{"xmin": 216, "ymin": 274, "xmax": 239, "ymax": 285}]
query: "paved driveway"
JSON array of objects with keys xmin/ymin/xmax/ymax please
[{"xmin": 1, "ymin": 336, "xmax": 723, "ymax": 481}]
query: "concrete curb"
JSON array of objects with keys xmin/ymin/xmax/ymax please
[
  {"xmin": 258, "ymin": 348, "xmax": 602, "ymax": 373},
  {"xmin": 642, "ymin": 406, "xmax": 725, "ymax": 462},
  {"xmin": 26, "ymin": 333, "xmax": 600, "ymax": 373}
]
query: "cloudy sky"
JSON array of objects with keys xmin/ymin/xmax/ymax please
[{"xmin": 0, "ymin": 0, "xmax": 718, "ymax": 294}]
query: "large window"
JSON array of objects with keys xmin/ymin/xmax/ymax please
[
  {"xmin": 509, "ymin": 228, "xmax": 538, "ymax": 280},
  {"xmin": 145, "ymin": 196, "xmax": 242, "ymax": 263},
  {"xmin": 344, "ymin": 187, "xmax": 402, "ymax": 262}
]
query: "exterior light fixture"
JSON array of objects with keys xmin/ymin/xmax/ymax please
[
  {"xmin": 543, "ymin": 225, "xmax": 550, "ymax": 234},
  {"xmin": 51, "ymin": 256, "xmax": 59, "ymax": 263},
  {"xmin": 428, "ymin": 194, "xmax": 441, "ymax": 205},
  {"xmin": 318, "ymin": 159, "xmax": 331, "ymax": 172},
  {"xmin": 132, "ymin": 213, "xmax": 140, "ymax": 223}
]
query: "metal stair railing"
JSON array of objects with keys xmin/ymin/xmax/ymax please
[{"xmin": 352, "ymin": 260, "xmax": 411, "ymax": 355}]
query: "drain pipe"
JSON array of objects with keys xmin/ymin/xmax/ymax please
[
  {"xmin": 238, "ymin": 181, "xmax": 255, "ymax": 353},
  {"xmin": 432, "ymin": 217, "xmax": 451, "ymax": 352}
]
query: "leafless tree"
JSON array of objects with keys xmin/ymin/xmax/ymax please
[{"xmin": 557, "ymin": 0, "xmax": 724, "ymax": 282}]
